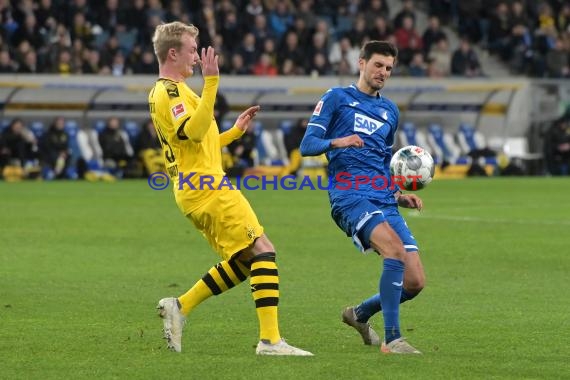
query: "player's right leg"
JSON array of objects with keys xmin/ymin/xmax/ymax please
[
  {"xmin": 158, "ymin": 190, "xmax": 254, "ymax": 352},
  {"xmin": 157, "ymin": 257, "xmax": 250, "ymax": 352}
]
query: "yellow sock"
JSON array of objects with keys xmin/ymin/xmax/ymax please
[
  {"xmin": 178, "ymin": 259, "xmax": 249, "ymax": 315},
  {"xmin": 250, "ymin": 252, "xmax": 280, "ymax": 344}
]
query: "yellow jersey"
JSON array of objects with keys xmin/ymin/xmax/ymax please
[{"xmin": 148, "ymin": 76, "xmax": 243, "ymax": 214}]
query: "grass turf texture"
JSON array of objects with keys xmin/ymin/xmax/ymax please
[{"xmin": 1, "ymin": 178, "xmax": 569, "ymax": 379}]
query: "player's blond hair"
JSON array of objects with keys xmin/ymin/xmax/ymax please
[{"xmin": 152, "ymin": 21, "xmax": 199, "ymax": 64}]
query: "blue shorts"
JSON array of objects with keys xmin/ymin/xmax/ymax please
[{"xmin": 331, "ymin": 196, "xmax": 419, "ymax": 254}]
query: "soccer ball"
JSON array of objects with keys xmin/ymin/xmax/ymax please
[{"xmin": 390, "ymin": 145, "xmax": 435, "ymax": 191}]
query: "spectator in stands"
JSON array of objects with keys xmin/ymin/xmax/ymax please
[
  {"xmin": 132, "ymin": 49, "xmax": 158, "ymax": 74},
  {"xmin": 251, "ymin": 14, "xmax": 275, "ymax": 51},
  {"xmin": 427, "ymin": 36, "xmax": 451, "ymax": 77},
  {"xmin": 40, "ymin": 116, "xmax": 71, "ymax": 180},
  {"xmin": 229, "ymin": 52, "xmax": 251, "ymax": 75},
  {"xmin": 226, "ymin": 125, "xmax": 257, "ymax": 176},
  {"xmin": 11, "ymin": 13, "xmax": 43, "ymax": 50},
  {"xmin": 268, "ymin": 0, "xmax": 295, "ymax": 40},
  {"xmin": 546, "ymin": 37, "xmax": 570, "ymax": 77},
  {"xmin": 136, "ymin": 119, "xmax": 163, "ymax": 176},
  {"xmin": 245, "ymin": 0, "xmax": 265, "ymax": 26},
  {"xmin": 0, "ymin": 50, "xmax": 17, "ymax": 73},
  {"xmin": 289, "ymin": 15, "xmax": 312, "ymax": 47},
  {"xmin": 214, "ymin": 92, "xmax": 230, "ymax": 129},
  {"xmin": 307, "ymin": 31, "xmax": 330, "ymax": 72},
  {"xmin": 556, "ymin": 4, "xmax": 570, "ymax": 32},
  {"xmin": 282, "ymin": 117, "xmax": 308, "ymax": 176},
  {"xmin": 394, "ymin": 15, "xmax": 423, "ymax": 66},
  {"xmin": 456, "ymin": 0, "xmax": 483, "ymax": 43},
  {"xmin": 422, "ymin": 15, "xmax": 447, "ymax": 57},
  {"xmin": 0, "ymin": 118, "xmax": 39, "ymax": 181},
  {"xmin": 253, "ymin": 52, "xmax": 278, "ymax": 76},
  {"xmin": 487, "ymin": 2, "xmax": 512, "ymax": 60},
  {"xmin": 408, "ymin": 52, "xmax": 427, "ymax": 77},
  {"xmin": 451, "ymin": 37, "xmax": 482, "ymax": 77},
  {"xmin": 18, "ymin": 49, "xmax": 39, "ymax": 74},
  {"xmin": 345, "ymin": 14, "xmax": 368, "ymax": 47},
  {"xmin": 276, "ymin": 30, "xmax": 305, "ymax": 71},
  {"xmin": 98, "ymin": 117, "xmax": 134, "ymax": 178},
  {"xmin": 393, "ymin": 0, "xmax": 416, "ymax": 29},
  {"xmin": 77, "ymin": 124, "xmax": 115, "ymax": 182},
  {"xmin": 329, "ymin": 36, "xmax": 360, "ymax": 75},
  {"xmin": 81, "ymin": 49, "xmax": 102, "ymax": 74},
  {"xmin": 295, "ymin": 0, "xmax": 317, "ymax": 31},
  {"xmin": 309, "ymin": 52, "xmax": 333, "ymax": 77},
  {"xmin": 219, "ymin": 9, "xmax": 243, "ymax": 49},
  {"xmin": 236, "ymin": 32, "xmax": 258, "ymax": 72},
  {"xmin": 279, "ymin": 58, "xmax": 303, "ymax": 75},
  {"xmin": 368, "ymin": 15, "xmax": 393, "ymax": 42},
  {"xmin": 544, "ymin": 113, "xmax": 570, "ymax": 175},
  {"xmin": 54, "ymin": 50, "xmax": 73, "ymax": 74}
]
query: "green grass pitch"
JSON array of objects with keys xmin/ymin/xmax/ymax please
[{"xmin": 1, "ymin": 178, "xmax": 569, "ymax": 379}]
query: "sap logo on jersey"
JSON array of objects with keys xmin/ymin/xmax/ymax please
[{"xmin": 354, "ymin": 113, "xmax": 384, "ymax": 135}]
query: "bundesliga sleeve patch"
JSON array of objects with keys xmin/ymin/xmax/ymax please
[
  {"xmin": 171, "ymin": 103, "xmax": 186, "ymax": 119},
  {"xmin": 313, "ymin": 100, "xmax": 323, "ymax": 116}
]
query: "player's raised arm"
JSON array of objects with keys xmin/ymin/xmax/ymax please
[{"xmin": 182, "ymin": 46, "xmax": 219, "ymax": 143}]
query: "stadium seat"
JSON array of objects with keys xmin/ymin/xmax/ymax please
[
  {"xmin": 426, "ymin": 123, "xmax": 466, "ymax": 164},
  {"xmin": 398, "ymin": 122, "xmax": 429, "ymax": 151},
  {"xmin": 457, "ymin": 123, "xmax": 485, "ymax": 155},
  {"xmin": 457, "ymin": 123, "xmax": 497, "ymax": 165},
  {"xmin": 93, "ymin": 120, "xmax": 106, "ymax": 134},
  {"xmin": 260, "ymin": 127, "xmax": 288, "ymax": 166},
  {"xmin": 30, "ymin": 121, "xmax": 45, "ymax": 139},
  {"xmin": 278, "ymin": 119, "xmax": 294, "ymax": 136},
  {"xmin": 221, "ymin": 119, "xmax": 233, "ymax": 132},
  {"xmin": 123, "ymin": 120, "xmax": 140, "ymax": 145},
  {"xmin": 503, "ymin": 137, "xmax": 543, "ymax": 161},
  {"xmin": 63, "ymin": 120, "xmax": 80, "ymax": 179}
]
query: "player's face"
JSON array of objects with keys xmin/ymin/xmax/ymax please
[
  {"xmin": 176, "ymin": 33, "xmax": 199, "ymax": 78},
  {"xmin": 359, "ymin": 54, "xmax": 395, "ymax": 92}
]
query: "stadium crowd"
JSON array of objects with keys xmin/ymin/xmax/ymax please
[
  {"xmin": 1, "ymin": 0, "xmax": 569, "ymax": 181},
  {"xmin": 0, "ymin": 0, "xmax": 568, "ymax": 78}
]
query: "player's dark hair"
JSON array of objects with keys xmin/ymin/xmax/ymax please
[{"xmin": 359, "ymin": 40, "xmax": 398, "ymax": 62}]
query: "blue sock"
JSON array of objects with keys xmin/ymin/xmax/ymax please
[
  {"xmin": 380, "ymin": 258, "xmax": 404, "ymax": 344},
  {"xmin": 355, "ymin": 287, "xmax": 420, "ymax": 322},
  {"xmin": 354, "ymin": 294, "xmax": 381, "ymax": 322}
]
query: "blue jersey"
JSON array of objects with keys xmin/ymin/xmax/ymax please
[{"xmin": 300, "ymin": 84, "xmax": 400, "ymax": 205}]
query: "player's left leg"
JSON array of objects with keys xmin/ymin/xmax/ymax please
[
  {"xmin": 238, "ymin": 235, "xmax": 313, "ymax": 356},
  {"xmin": 352, "ymin": 208, "xmax": 426, "ymax": 322}
]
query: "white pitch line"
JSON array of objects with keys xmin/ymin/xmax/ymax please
[{"xmin": 406, "ymin": 213, "xmax": 570, "ymax": 226}]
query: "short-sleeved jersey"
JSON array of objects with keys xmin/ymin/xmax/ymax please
[
  {"xmin": 148, "ymin": 78, "xmax": 222, "ymax": 214},
  {"xmin": 307, "ymin": 84, "xmax": 400, "ymax": 205}
]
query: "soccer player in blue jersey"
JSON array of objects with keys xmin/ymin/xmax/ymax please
[{"xmin": 300, "ymin": 41, "xmax": 425, "ymax": 354}]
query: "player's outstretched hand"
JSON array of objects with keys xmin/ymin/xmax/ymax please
[
  {"xmin": 398, "ymin": 194, "xmax": 423, "ymax": 211},
  {"xmin": 200, "ymin": 46, "xmax": 219, "ymax": 77},
  {"xmin": 332, "ymin": 134, "xmax": 364, "ymax": 149},
  {"xmin": 235, "ymin": 105, "xmax": 261, "ymax": 132}
]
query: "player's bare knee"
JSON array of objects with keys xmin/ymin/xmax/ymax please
[
  {"xmin": 378, "ymin": 245, "xmax": 405, "ymax": 260},
  {"xmin": 253, "ymin": 235, "xmax": 275, "ymax": 254},
  {"xmin": 405, "ymin": 279, "xmax": 425, "ymax": 294}
]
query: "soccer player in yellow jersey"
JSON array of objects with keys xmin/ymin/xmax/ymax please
[{"xmin": 149, "ymin": 21, "xmax": 312, "ymax": 356}]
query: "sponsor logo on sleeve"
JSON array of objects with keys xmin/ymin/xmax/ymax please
[
  {"xmin": 313, "ymin": 100, "xmax": 323, "ymax": 116},
  {"xmin": 171, "ymin": 103, "xmax": 186, "ymax": 119}
]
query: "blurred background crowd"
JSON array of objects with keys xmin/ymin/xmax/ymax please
[
  {"xmin": 1, "ymin": 0, "xmax": 569, "ymax": 78},
  {"xmin": 1, "ymin": 0, "xmax": 570, "ymax": 181}
]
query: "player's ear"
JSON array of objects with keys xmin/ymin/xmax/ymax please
[{"xmin": 168, "ymin": 48, "xmax": 177, "ymax": 60}]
